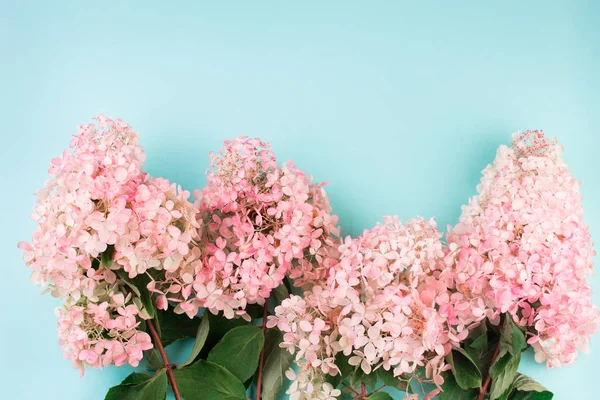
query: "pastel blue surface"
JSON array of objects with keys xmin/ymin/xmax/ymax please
[{"xmin": 1, "ymin": 1, "xmax": 599, "ymax": 399}]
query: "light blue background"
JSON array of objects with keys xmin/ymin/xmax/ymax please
[{"xmin": 1, "ymin": 1, "xmax": 599, "ymax": 399}]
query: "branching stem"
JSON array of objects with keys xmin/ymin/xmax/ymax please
[{"xmin": 342, "ymin": 381, "xmax": 359, "ymax": 395}]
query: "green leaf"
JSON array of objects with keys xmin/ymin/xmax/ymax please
[
  {"xmin": 465, "ymin": 325, "xmax": 493, "ymax": 376},
  {"xmin": 116, "ymin": 270, "xmax": 142, "ymax": 297},
  {"xmin": 101, "ymin": 245, "xmax": 115, "ymax": 267},
  {"xmin": 207, "ymin": 311, "xmax": 247, "ymax": 336},
  {"xmin": 378, "ymin": 368, "xmax": 399, "ymax": 388},
  {"xmin": 260, "ymin": 329, "xmax": 294, "ymax": 400},
  {"xmin": 208, "ymin": 326, "xmax": 265, "ymax": 382},
  {"xmin": 174, "ymin": 360, "xmax": 246, "ymax": 400},
  {"xmin": 368, "ymin": 393, "xmax": 393, "ymax": 400},
  {"xmin": 510, "ymin": 393, "xmax": 554, "ymax": 400},
  {"xmin": 467, "ymin": 322, "xmax": 488, "ymax": 349},
  {"xmin": 336, "ymin": 352, "xmax": 354, "ymax": 380},
  {"xmin": 470, "ymin": 332, "xmax": 489, "ymax": 351},
  {"xmin": 245, "ymin": 303, "xmax": 265, "ymax": 319},
  {"xmin": 474, "ymin": 320, "xmax": 489, "ymax": 335},
  {"xmin": 439, "ymin": 373, "xmax": 478, "ymax": 400},
  {"xmin": 363, "ymin": 371, "xmax": 379, "ymax": 391},
  {"xmin": 283, "ymin": 276, "xmax": 295, "ymax": 295},
  {"xmin": 144, "ymin": 348, "xmax": 163, "ymax": 371},
  {"xmin": 156, "ymin": 309, "xmax": 202, "ymax": 347},
  {"xmin": 121, "ymin": 372, "xmax": 154, "ymax": 386},
  {"xmin": 489, "ymin": 352, "xmax": 521, "ymax": 400},
  {"xmin": 104, "ymin": 370, "xmax": 167, "ymax": 400},
  {"xmin": 182, "ymin": 316, "xmax": 210, "ymax": 367},
  {"xmin": 273, "ymin": 283, "xmax": 289, "ymax": 305},
  {"xmin": 447, "ymin": 347, "xmax": 482, "ymax": 390},
  {"xmin": 376, "ymin": 369, "xmax": 411, "ymax": 393},
  {"xmin": 468, "ymin": 339, "xmax": 500, "ymax": 378},
  {"xmin": 509, "ymin": 374, "xmax": 554, "ymax": 400},
  {"xmin": 325, "ymin": 353, "xmax": 353, "ymax": 389},
  {"xmin": 511, "ymin": 373, "xmax": 551, "ymax": 392},
  {"xmin": 349, "ymin": 367, "xmax": 378, "ymax": 391},
  {"xmin": 488, "ymin": 314, "xmax": 526, "ymax": 400},
  {"xmin": 499, "ymin": 316, "xmax": 526, "ymax": 357},
  {"xmin": 132, "ymin": 273, "xmax": 156, "ymax": 319},
  {"xmin": 190, "ymin": 312, "xmax": 247, "ymax": 363},
  {"xmin": 116, "ymin": 270, "xmax": 156, "ymax": 319},
  {"xmin": 497, "ymin": 384, "xmax": 515, "ymax": 400}
]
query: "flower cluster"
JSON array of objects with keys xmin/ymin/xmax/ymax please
[
  {"xmin": 446, "ymin": 130, "xmax": 599, "ymax": 367},
  {"xmin": 55, "ymin": 284, "xmax": 153, "ymax": 373},
  {"xmin": 121, "ymin": 177, "xmax": 202, "ymax": 318},
  {"xmin": 20, "ymin": 120, "xmax": 598, "ymax": 396},
  {"xmin": 269, "ymin": 217, "xmax": 484, "ymax": 399},
  {"xmin": 19, "ymin": 116, "xmax": 200, "ymax": 372},
  {"xmin": 285, "ymin": 369, "xmax": 341, "ymax": 400},
  {"xmin": 19, "ymin": 115, "xmax": 146, "ymax": 303},
  {"xmin": 194, "ymin": 136, "xmax": 339, "ymax": 319}
]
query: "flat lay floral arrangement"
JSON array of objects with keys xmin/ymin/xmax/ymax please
[{"xmin": 19, "ymin": 115, "xmax": 599, "ymax": 400}]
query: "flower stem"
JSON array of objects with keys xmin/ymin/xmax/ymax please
[
  {"xmin": 147, "ymin": 318, "xmax": 181, "ymax": 400},
  {"xmin": 371, "ymin": 384, "xmax": 385, "ymax": 394},
  {"xmin": 477, "ymin": 345, "xmax": 501, "ymax": 400},
  {"xmin": 255, "ymin": 298, "xmax": 270, "ymax": 400},
  {"xmin": 342, "ymin": 381, "xmax": 359, "ymax": 395},
  {"xmin": 352, "ymin": 382, "xmax": 368, "ymax": 400}
]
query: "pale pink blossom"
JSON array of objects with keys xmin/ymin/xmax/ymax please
[
  {"xmin": 270, "ymin": 217, "xmax": 470, "ymax": 397},
  {"xmin": 446, "ymin": 130, "xmax": 599, "ymax": 367},
  {"xmin": 193, "ymin": 136, "xmax": 340, "ymax": 319},
  {"xmin": 19, "ymin": 116, "xmax": 201, "ymax": 372},
  {"xmin": 56, "ymin": 294, "xmax": 152, "ymax": 375}
]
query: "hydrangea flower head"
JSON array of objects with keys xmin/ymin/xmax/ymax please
[
  {"xmin": 194, "ymin": 136, "xmax": 340, "ymax": 319},
  {"xmin": 19, "ymin": 115, "xmax": 146, "ymax": 302},
  {"xmin": 269, "ymin": 216, "xmax": 482, "ymax": 398},
  {"xmin": 56, "ymin": 285, "xmax": 153, "ymax": 375},
  {"xmin": 447, "ymin": 130, "xmax": 599, "ymax": 367},
  {"xmin": 19, "ymin": 116, "xmax": 201, "ymax": 372}
]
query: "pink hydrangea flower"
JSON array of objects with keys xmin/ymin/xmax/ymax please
[
  {"xmin": 115, "ymin": 177, "xmax": 203, "ymax": 318},
  {"xmin": 284, "ymin": 368, "xmax": 341, "ymax": 400},
  {"xmin": 19, "ymin": 116, "xmax": 201, "ymax": 372},
  {"xmin": 193, "ymin": 136, "xmax": 340, "ymax": 319},
  {"xmin": 19, "ymin": 115, "xmax": 146, "ymax": 303},
  {"xmin": 269, "ymin": 216, "xmax": 480, "ymax": 396},
  {"xmin": 56, "ymin": 299, "xmax": 152, "ymax": 375},
  {"xmin": 446, "ymin": 130, "xmax": 599, "ymax": 367}
]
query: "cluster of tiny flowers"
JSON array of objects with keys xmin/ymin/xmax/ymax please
[
  {"xmin": 22, "ymin": 119, "xmax": 598, "ymax": 391},
  {"xmin": 56, "ymin": 284, "xmax": 152, "ymax": 374},
  {"xmin": 446, "ymin": 130, "xmax": 599, "ymax": 367},
  {"xmin": 19, "ymin": 116, "xmax": 200, "ymax": 372},
  {"xmin": 119, "ymin": 177, "xmax": 202, "ymax": 318},
  {"xmin": 284, "ymin": 369, "xmax": 341, "ymax": 400},
  {"xmin": 269, "ymin": 217, "xmax": 484, "ymax": 399},
  {"xmin": 194, "ymin": 136, "xmax": 339, "ymax": 319},
  {"xmin": 19, "ymin": 115, "xmax": 146, "ymax": 303}
]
